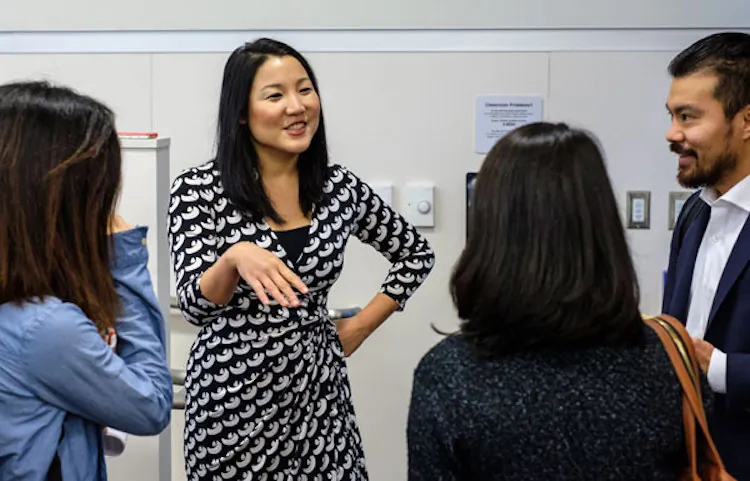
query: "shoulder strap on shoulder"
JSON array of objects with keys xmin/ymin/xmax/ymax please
[{"xmin": 644, "ymin": 315, "xmax": 731, "ymax": 477}]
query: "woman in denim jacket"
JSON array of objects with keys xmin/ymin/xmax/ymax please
[{"xmin": 0, "ymin": 81, "xmax": 173, "ymax": 480}]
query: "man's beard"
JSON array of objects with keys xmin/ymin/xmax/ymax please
[{"xmin": 672, "ymin": 136, "xmax": 736, "ymax": 189}]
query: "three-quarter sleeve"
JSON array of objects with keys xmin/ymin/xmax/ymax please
[
  {"xmin": 167, "ymin": 167, "xmax": 226, "ymax": 326},
  {"xmin": 344, "ymin": 167, "xmax": 435, "ymax": 310}
]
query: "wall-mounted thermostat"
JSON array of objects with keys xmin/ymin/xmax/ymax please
[{"xmin": 405, "ymin": 183, "xmax": 435, "ymax": 227}]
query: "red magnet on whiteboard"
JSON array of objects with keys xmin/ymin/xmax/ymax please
[{"xmin": 118, "ymin": 132, "xmax": 158, "ymax": 139}]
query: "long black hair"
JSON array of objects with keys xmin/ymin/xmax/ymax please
[
  {"xmin": 215, "ymin": 38, "xmax": 329, "ymax": 224},
  {"xmin": 451, "ymin": 122, "xmax": 643, "ymax": 356}
]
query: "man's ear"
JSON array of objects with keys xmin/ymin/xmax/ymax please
[{"xmin": 742, "ymin": 105, "xmax": 750, "ymax": 141}]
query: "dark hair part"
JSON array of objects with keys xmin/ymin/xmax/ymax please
[
  {"xmin": 215, "ymin": 37, "xmax": 329, "ymax": 224},
  {"xmin": 451, "ymin": 122, "xmax": 642, "ymax": 356},
  {"xmin": 669, "ymin": 32, "xmax": 750, "ymax": 119},
  {"xmin": 0, "ymin": 81, "xmax": 122, "ymax": 332}
]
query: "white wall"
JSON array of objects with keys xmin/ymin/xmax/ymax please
[
  {"xmin": 548, "ymin": 52, "xmax": 681, "ymax": 313},
  {"xmin": 0, "ymin": 0, "xmax": 746, "ymax": 30},
  {"xmin": 1, "ymin": 26, "xmax": 747, "ymax": 481}
]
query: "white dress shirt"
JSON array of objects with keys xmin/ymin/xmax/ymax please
[{"xmin": 687, "ymin": 174, "xmax": 750, "ymax": 393}]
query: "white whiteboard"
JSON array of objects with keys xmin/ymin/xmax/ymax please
[
  {"xmin": 112, "ymin": 138, "xmax": 173, "ymax": 481},
  {"xmin": 0, "ymin": 0, "xmax": 745, "ymax": 31}
]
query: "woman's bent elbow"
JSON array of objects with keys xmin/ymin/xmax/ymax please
[{"xmin": 130, "ymin": 389, "xmax": 173, "ymax": 436}]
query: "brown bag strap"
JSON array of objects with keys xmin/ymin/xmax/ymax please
[{"xmin": 644, "ymin": 315, "xmax": 727, "ymax": 474}]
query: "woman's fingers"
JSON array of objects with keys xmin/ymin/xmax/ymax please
[
  {"xmin": 247, "ymin": 278, "xmax": 271, "ymax": 305},
  {"xmin": 279, "ymin": 264, "xmax": 309, "ymax": 295},
  {"xmin": 258, "ymin": 274, "xmax": 291, "ymax": 307},
  {"xmin": 270, "ymin": 271, "xmax": 300, "ymax": 307},
  {"xmin": 237, "ymin": 251, "xmax": 308, "ymax": 306}
]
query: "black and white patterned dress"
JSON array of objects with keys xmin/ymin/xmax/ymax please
[{"xmin": 167, "ymin": 162, "xmax": 435, "ymax": 481}]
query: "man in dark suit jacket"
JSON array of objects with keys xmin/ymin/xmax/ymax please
[{"xmin": 663, "ymin": 32, "xmax": 750, "ymax": 480}]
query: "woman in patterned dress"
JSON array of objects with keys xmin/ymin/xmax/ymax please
[{"xmin": 168, "ymin": 38, "xmax": 435, "ymax": 481}]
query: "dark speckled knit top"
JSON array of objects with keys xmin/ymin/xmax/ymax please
[{"xmin": 407, "ymin": 325, "xmax": 712, "ymax": 481}]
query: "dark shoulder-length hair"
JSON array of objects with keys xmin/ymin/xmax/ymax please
[
  {"xmin": 451, "ymin": 122, "xmax": 642, "ymax": 356},
  {"xmin": 215, "ymin": 37, "xmax": 329, "ymax": 224},
  {"xmin": 0, "ymin": 81, "xmax": 122, "ymax": 331}
]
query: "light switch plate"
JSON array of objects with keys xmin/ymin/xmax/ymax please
[
  {"xmin": 626, "ymin": 191, "xmax": 651, "ymax": 229},
  {"xmin": 369, "ymin": 182, "xmax": 393, "ymax": 206},
  {"xmin": 406, "ymin": 183, "xmax": 434, "ymax": 227},
  {"xmin": 668, "ymin": 191, "xmax": 692, "ymax": 230}
]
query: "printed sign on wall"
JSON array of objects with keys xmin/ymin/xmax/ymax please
[{"xmin": 475, "ymin": 96, "xmax": 543, "ymax": 154}]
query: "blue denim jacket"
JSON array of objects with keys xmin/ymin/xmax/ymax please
[{"xmin": 0, "ymin": 227, "xmax": 173, "ymax": 480}]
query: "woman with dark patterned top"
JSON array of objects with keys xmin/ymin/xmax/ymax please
[{"xmin": 168, "ymin": 38, "xmax": 434, "ymax": 481}]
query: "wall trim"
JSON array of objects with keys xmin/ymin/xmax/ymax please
[{"xmin": 2, "ymin": 28, "xmax": 749, "ymax": 54}]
